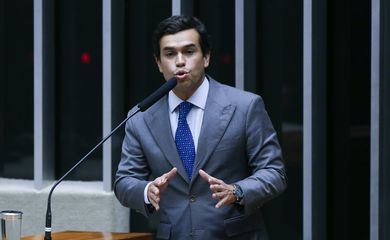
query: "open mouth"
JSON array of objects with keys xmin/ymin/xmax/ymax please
[{"xmin": 174, "ymin": 69, "xmax": 190, "ymax": 80}]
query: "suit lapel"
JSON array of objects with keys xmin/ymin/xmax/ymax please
[
  {"xmin": 190, "ymin": 79, "xmax": 236, "ymax": 185},
  {"xmin": 144, "ymin": 97, "xmax": 190, "ymax": 184}
]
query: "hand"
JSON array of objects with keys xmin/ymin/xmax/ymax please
[
  {"xmin": 199, "ymin": 169, "xmax": 236, "ymax": 208},
  {"xmin": 147, "ymin": 167, "xmax": 177, "ymax": 211}
]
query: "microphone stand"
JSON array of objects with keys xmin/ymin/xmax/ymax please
[
  {"xmin": 44, "ymin": 107, "xmax": 140, "ymax": 240},
  {"xmin": 43, "ymin": 77, "xmax": 177, "ymax": 240}
]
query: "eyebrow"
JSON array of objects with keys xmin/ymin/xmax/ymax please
[{"xmin": 162, "ymin": 43, "xmax": 197, "ymax": 51}]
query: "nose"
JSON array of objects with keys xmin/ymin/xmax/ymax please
[{"xmin": 175, "ymin": 53, "xmax": 185, "ymax": 67}]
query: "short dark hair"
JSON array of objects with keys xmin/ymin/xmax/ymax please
[{"xmin": 153, "ymin": 15, "xmax": 211, "ymax": 59}]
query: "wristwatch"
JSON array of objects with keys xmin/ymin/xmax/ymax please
[{"xmin": 232, "ymin": 184, "xmax": 244, "ymax": 203}]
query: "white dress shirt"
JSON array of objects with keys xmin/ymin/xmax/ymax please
[
  {"xmin": 144, "ymin": 77, "xmax": 209, "ymax": 203},
  {"xmin": 168, "ymin": 77, "xmax": 209, "ymax": 151}
]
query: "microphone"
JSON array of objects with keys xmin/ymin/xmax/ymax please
[
  {"xmin": 138, "ymin": 77, "xmax": 177, "ymax": 111},
  {"xmin": 44, "ymin": 77, "xmax": 177, "ymax": 240}
]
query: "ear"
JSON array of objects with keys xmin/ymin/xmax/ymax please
[
  {"xmin": 155, "ymin": 56, "xmax": 163, "ymax": 73},
  {"xmin": 203, "ymin": 52, "xmax": 211, "ymax": 68}
]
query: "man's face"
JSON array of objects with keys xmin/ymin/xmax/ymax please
[{"xmin": 156, "ymin": 29, "xmax": 210, "ymax": 99}]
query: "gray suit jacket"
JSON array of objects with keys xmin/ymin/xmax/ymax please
[{"xmin": 115, "ymin": 77, "xmax": 287, "ymax": 240}]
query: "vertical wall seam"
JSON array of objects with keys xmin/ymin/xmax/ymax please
[
  {"xmin": 103, "ymin": 0, "xmax": 112, "ymax": 192},
  {"xmin": 370, "ymin": 0, "xmax": 380, "ymax": 239},
  {"xmin": 33, "ymin": 0, "xmax": 43, "ymax": 189},
  {"xmin": 303, "ymin": 0, "xmax": 312, "ymax": 239},
  {"xmin": 235, "ymin": 0, "xmax": 244, "ymax": 90},
  {"xmin": 172, "ymin": 0, "xmax": 181, "ymax": 15}
]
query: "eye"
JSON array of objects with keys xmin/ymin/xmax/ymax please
[
  {"xmin": 186, "ymin": 49, "xmax": 195, "ymax": 55},
  {"xmin": 164, "ymin": 51, "xmax": 175, "ymax": 57}
]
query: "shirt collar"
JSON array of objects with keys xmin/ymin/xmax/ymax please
[{"xmin": 169, "ymin": 76, "xmax": 209, "ymax": 113}]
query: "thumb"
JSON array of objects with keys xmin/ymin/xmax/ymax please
[{"xmin": 165, "ymin": 167, "xmax": 177, "ymax": 180}]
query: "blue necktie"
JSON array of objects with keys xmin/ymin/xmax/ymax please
[{"xmin": 175, "ymin": 101, "xmax": 196, "ymax": 180}]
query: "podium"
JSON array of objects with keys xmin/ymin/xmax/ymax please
[{"xmin": 22, "ymin": 231, "xmax": 153, "ymax": 240}]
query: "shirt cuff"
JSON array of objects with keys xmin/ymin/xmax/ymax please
[{"xmin": 144, "ymin": 181, "xmax": 153, "ymax": 204}]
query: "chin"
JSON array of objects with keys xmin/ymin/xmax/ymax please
[{"xmin": 177, "ymin": 77, "xmax": 190, "ymax": 84}]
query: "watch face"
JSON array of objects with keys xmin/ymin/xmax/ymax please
[{"xmin": 234, "ymin": 184, "xmax": 244, "ymax": 198}]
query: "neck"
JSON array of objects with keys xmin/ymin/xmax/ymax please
[{"xmin": 174, "ymin": 75, "xmax": 205, "ymax": 100}]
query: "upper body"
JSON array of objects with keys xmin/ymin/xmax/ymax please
[{"xmin": 114, "ymin": 15, "xmax": 287, "ymax": 240}]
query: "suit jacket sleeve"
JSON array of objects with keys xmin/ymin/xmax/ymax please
[
  {"xmin": 236, "ymin": 96, "xmax": 287, "ymax": 214},
  {"xmin": 114, "ymin": 111, "xmax": 151, "ymax": 217}
]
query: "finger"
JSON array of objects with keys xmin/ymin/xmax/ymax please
[
  {"xmin": 152, "ymin": 185, "xmax": 160, "ymax": 195},
  {"xmin": 215, "ymin": 195, "xmax": 231, "ymax": 209},
  {"xmin": 156, "ymin": 168, "xmax": 177, "ymax": 187},
  {"xmin": 148, "ymin": 184, "xmax": 160, "ymax": 196},
  {"xmin": 209, "ymin": 177, "xmax": 223, "ymax": 185},
  {"xmin": 147, "ymin": 183, "xmax": 161, "ymax": 211},
  {"xmin": 148, "ymin": 186, "xmax": 160, "ymax": 202},
  {"xmin": 155, "ymin": 177, "xmax": 166, "ymax": 186},
  {"xmin": 150, "ymin": 184, "xmax": 160, "ymax": 196},
  {"xmin": 210, "ymin": 184, "xmax": 228, "ymax": 192},
  {"xmin": 199, "ymin": 169, "xmax": 211, "ymax": 182},
  {"xmin": 149, "ymin": 198, "xmax": 160, "ymax": 211},
  {"xmin": 149, "ymin": 192, "xmax": 160, "ymax": 204},
  {"xmin": 212, "ymin": 191, "xmax": 228, "ymax": 199},
  {"xmin": 199, "ymin": 169, "xmax": 222, "ymax": 184}
]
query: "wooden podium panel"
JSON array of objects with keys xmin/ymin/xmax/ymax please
[{"xmin": 22, "ymin": 231, "xmax": 153, "ymax": 240}]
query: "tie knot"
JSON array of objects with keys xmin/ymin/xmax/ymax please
[{"xmin": 178, "ymin": 101, "xmax": 193, "ymax": 119}]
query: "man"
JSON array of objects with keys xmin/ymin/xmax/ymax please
[{"xmin": 115, "ymin": 15, "xmax": 287, "ymax": 240}]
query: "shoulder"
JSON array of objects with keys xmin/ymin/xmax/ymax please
[{"xmin": 208, "ymin": 77, "xmax": 263, "ymax": 107}]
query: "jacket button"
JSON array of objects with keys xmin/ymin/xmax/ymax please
[{"xmin": 190, "ymin": 196, "xmax": 196, "ymax": 202}]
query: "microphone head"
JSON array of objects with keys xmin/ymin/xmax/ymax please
[{"xmin": 138, "ymin": 77, "xmax": 177, "ymax": 111}]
